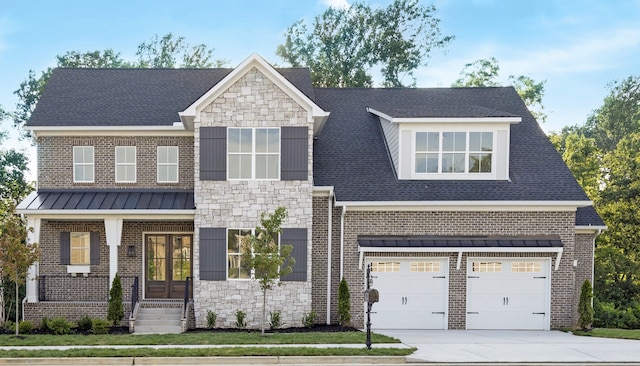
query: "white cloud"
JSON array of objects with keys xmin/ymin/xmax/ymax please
[{"xmin": 320, "ymin": 0, "xmax": 350, "ymax": 9}]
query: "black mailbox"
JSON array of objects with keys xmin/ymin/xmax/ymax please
[{"xmin": 365, "ymin": 288, "xmax": 379, "ymax": 304}]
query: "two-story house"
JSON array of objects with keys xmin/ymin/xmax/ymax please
[{"xmin": 18, "ymin": 54, "xmax": 604, "ymax": 331}]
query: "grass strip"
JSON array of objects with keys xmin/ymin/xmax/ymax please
[
  {"xmin": 0, "ymin": 331, "xmax": 398, "ymax": 346},
  {"xmin": 572, "ymin": 328, "xmax": 640, "ymax": 340},
  {"xmin": 0, "ymin": 346, "xmax": 415, "ymax": 358}
]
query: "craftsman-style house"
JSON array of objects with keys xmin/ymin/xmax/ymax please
[{"xmin": 18, "ymin": 54, "xmax": 604, "ymax": 332}]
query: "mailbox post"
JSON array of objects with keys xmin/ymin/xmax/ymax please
[{"xmin": 364, "ymin": 264, "xmax": 379, "ymax": 349}]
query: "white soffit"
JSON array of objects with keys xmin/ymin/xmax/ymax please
[{"xmin": 366, "ymin": 107, "xmax": 522, "ymax": 124}]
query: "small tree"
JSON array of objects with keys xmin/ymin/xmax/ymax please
[
  {"xmin": 107, "ymin": 273, "xmax": 124, "ymax": 326},
  {"xmin": 241, "ymin": 207, "xmax": 294, "ymax": 335},
  {"xmin": 338, "ymin": 277, "xmax": 351, "ymax": 326},
  {"xmin": 0, "ymin": 207, "xmax": 40, "ymax": 336},
  {"xmin": 578, "ymin": 279, "xmax": 594, "ymax": 330}
]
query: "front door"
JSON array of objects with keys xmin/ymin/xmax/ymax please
[{"xmin": 145, "ymin": 234, "xmax": 192, "ymax": 298}]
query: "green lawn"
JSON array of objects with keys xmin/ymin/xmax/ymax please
[
  {"xmin": 0, "ymin": 331, "xmax": 399, "ymax": 347},
  {"xmin": 0, "ymin": 347, "xmax": 415, "ymax": 358},
  {"xmin": 572, "ymin": 328, "xmax": 640, "ymax": 340}
]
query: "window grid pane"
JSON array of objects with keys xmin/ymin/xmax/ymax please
[
  {"xmin": 73, "ymin": 146, "xmax": 94, "ymax": 182},
  {"xmin": 157, "ymin": 146, "xmax": 178, "ymax": 183},
  {"xmin": 410, "ymin": 261, "xmax": 441, "ymax": 272},
  {"xmin": 228, "ymin": 229, "xmax": 251, "ymax": 279},
  {"xmin": 115, "ymin": 146, "xmax": 136, "ymax": 182},
  {"xmin": 228, "ymin": 128, "xmax": 280, "ymax": 180},
  {"xmin": 472, "ymin": 262, "xmax": 502, "ymax": 272},
  {"xmin": 511, "ymin": 262, "xmax": 541, "ymax": 273},
  {"xmin": 70, "ymin": 232, "xmax": 90, "ymax": 265},
  {"xmin": 371, "ymin": 262, "xmax": 400, "ymax": 272}
]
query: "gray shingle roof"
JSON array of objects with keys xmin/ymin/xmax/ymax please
[
  {"xmin": 576, "ymin": 206, "xmax": 605, "ymax": 227},
  {"xmin": 371, "ymin": 105, "xmax": 518, "ymax": 118},
  {"xmin": 312, "ymin": 87, "xmax": 591, "ymax": 203},
  {"xmin": 358, "ymin": 235, "xmax": 563, "ymax": 248},
  {"xmin": 28, "ymin": 68, "xmax": 315, "ymax": 127},
  {"xmin": 18, "ymin": 190, "xmax": 195, "ymax": 210}
]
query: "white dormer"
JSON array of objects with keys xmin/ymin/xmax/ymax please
[{"xmin": 367, "ymin": 106, "xmax": 521, "ymax": 180}]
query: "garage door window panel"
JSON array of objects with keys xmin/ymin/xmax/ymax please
[
  {"xmin": 512, "ymin": 262, "xmax": 541, "ymax": 272},
  {"xmin": 472, "ymin": 261, "xmax": 502, "ymax": 272},
  {"xmin": 410, "ymin": 261, "xmax": 440, "ymax": 272},
  {"xmin": 371, "ymin": 262, "xmax": 400, "ymax": 272}
]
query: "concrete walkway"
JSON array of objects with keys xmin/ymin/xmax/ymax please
[{"xmin": 380, "ymin": 329, "xmax": 640, "ymax": 364}]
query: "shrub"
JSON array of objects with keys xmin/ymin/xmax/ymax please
[
  {"xmin": 49, "ymin": 317, "xmax": 73, "ymax": 335},
  {"xmin": 594, "ymin": 300, "xmax": 640, "ymax": 329},
  {"xmin": 235, "ymin": 310, "xmax": 246, "ymax": 329},
  {"xmin": 77, "ymin": 315, "xmax": 93, "ymax": 332},
  {"xmin": 5, "ymin": 321, "xmax": 15, "ymax": 332},
  {"xmin": 18, "ymin": 321, "xmax": 33, "ymax": 334},
  {"xmin": 302, "ymin": 310, "xmax": 317, "ymax": 328},
  {"xmin": 206, "ymin": 311, "xmax": 217, "ymax": 329},
  {"xmin": 107, "ymin": 273, "xmax": 124, "ymax": 326},
  {"xmin": 578, "ymin": 280, "xmax": 594, "ymax": 330},
  {"xmin": 269, "ymin": 310, "xmax": 282, "ymax": 330},
  {"xmin": 338, "ymin": 277, "xmax": 351, "ymax": 326},
  {"xmin": 40, "ymin": 317, "xmax": 51, "ymax": 332},
  {"xmin": 91, "ymin": 319, "xmax": 111, "ymax": 335}
]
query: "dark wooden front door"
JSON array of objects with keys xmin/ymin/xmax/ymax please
[{"xmin": 145, "ymin": 234, "xmax": 192, "ymax": 298}]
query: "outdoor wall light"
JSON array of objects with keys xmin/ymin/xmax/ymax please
[{"xmin": 127, "ymin": 245, "xmax": 136, "ymax": 257}]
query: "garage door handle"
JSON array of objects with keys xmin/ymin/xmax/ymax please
[
  {"xmin": 432, "ymin": 312, "xmax": 445, "ymax": 314},
  {"xmin": 534, "ymin": 276, "xmax": 547, "ymax": 279},
  {"xmin": 467, "ymin": 312, "xmax": 478, "ymax": 314},
  {"xmin": 432, "ymin": 276, "xmax": 446, "ymax": 278},
  {"xmin": 533, "ymin": 312, "xmax": 546, "ymax": 315},
  {"xmin": 468, "ymin": 276, "xmax": 480, "ymax": 279}
]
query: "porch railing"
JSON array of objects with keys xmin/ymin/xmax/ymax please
[
  {"xmin": 131, "ymin": 276, "xmax": 139, "ymax": 315},
  {"xmin": 183, "ymin": 276, "xmax": 191, "ymax": 318}
]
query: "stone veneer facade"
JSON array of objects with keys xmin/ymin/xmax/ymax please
[
  {"xmin": 192, "ymin": 68, "xmax": 313, "ymax": 328},
  {"xmin": 310, "ymin": 206, "xmax": 595, "ymax": 330}
]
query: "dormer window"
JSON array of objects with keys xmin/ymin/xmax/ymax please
[{"xmin": 414, "ymin": 131, "xmax": 494, "ymax": 175}]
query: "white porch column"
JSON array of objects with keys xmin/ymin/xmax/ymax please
[
  {"xmin": 26, "ymin": 218, "xmax": 41, "ymax": 303},
  {"xmin": 104, "ymin": 218, "xmax": 123, "ymax": 288}
]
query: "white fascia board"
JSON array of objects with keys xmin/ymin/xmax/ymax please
[
  {"xmin": 335, "ymin": 200, "xmax": 593, "ymax": 211},
  {"xmin": 28, "ymin": 125, "xmax": 192, "ymax": 137},
  {"xmin": 16, "ymin": 210, "xmax": 195, "ymax": 220},
  {"xmin": 359, "ymin": 246, "xmax": 563, "ymax": 254},
  {"xmin": 312, "ymin": 186, "xmax": 335, "ymax": 197},
  {"xmin": 576, "ymin": 226, "xmax": 608, "ymax": 233},
  {"xmin": 366, "ymin": 107, "xmax": 521, "ymax": 124},
  {"xmin": 181, "ymin": 53, "xmax": 329, "ymax": 127}
]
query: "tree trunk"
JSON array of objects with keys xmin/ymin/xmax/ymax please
[
  {"xmin": 0, "ymin": 277, "xmax": 5, "ymax": 326},
  {"xmin": 14, "ymin": 281, "xmax": 18, "ymax": 336},
  {"xmin": 262, "ymin": 287, "xmax": 266, "ymax": 336}
]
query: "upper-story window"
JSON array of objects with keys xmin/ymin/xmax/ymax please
[
  {"xmin": 227, "ymin": 128, "xmax": 280, "ymax": 180},
  {"xmin": 73, "ymin": 146, "xmax": 94, "ymax": 183},
  {"xmin": 115, "ymin": 146, "xmax": 136, "ymax": 183},
  {"xmin": 157, "ymin": 146, "xmax": 179, "ymax": 183},
  {"xmin": 414, "ymin": 131, "xmax": 493, "ymax": 175}
]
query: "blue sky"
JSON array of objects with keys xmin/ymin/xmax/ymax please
[{"xmin": 1, "ymin": 0, "xmax": 639, "ymax": 175}]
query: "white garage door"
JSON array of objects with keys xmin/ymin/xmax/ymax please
[
  {"xmin": 466, "ymin": 258, "xmax": 550, "ymax": 330},
  {"xmin": 367, "ymin": 258, "xmax": 448, "ymax": 329}
]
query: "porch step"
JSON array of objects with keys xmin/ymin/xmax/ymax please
[{"xmin": 134, "ymin": 306, "xmax": 183, "ymax": 334}]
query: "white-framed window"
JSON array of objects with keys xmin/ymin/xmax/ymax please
[
  {"xmin": 414, "ymin": 131, "xmax": 494, "ymax": 175},
  {"xmin": 157, "ymin": 146, "xmax": 179, "ymax": 183},
  {"xmin": 70, "ymin": 232, "xmax": 90, "ymax": 265},
  {"xmin": 73, "ymin": 146, "xmax": 94, "ymax": 183},
  {"xmin": 228, "ymin": 127, "xmax": 280, "ymax": 180},
  {"xmin": 227, "ymin": 228, "xmax": 279, "ymax": 280},
  {"xmin": 410, "ymin": 261, "xmax": 441, "ymax": 272},
  {"xmin": 115, "ymin": 146, "xmax": 136, "ymax": 183}
]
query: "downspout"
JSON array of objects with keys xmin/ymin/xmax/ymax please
[
  {"xmin": 340, "ymin": 205, "xmax": 346, "ymax": 280},
  {"xmin": 326, "ymin": 189, "xmax": 333, "ymax": 325}
]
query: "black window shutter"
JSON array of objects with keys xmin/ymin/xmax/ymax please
[
  {"xmin": 200, "ymin": 228, "xmax": 226, "ymax": 280},
  {"xmin": 200, "ymin": 127, "xmax": 227, "ymax": 180},
  {"xmin": 60, "ymin": 232, "xmax": 70, "ymax": 265},
  {"xmin": 90, "ymin": 232, "xmax": 100, "ymax": 265},
  {"xmin": 281, "ymin": 127, "xmax": 308, "ymax": 180},
  {"xmin": 280, "ymin": 228, "xmax": 308, "ymax": 281}
]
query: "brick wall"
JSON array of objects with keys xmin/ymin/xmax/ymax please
[
  {"xmin": 574, "ymin": 233, "xmax": 595, "ymax": 324},
  {"xmin": 37, "ymin": 135, "xmax": 194, "ymax": 190},
  {"xmin": 192, "ymin": 68, "xmax": 313, "ymax": 328},
  {"xmin": 332, "ymin": 209, "xmax": 583, "ymax": 329}
]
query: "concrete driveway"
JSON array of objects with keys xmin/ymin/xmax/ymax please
[{"xmin": 379, "ymin": 330, "xmax": 640, "ymax": 364}]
